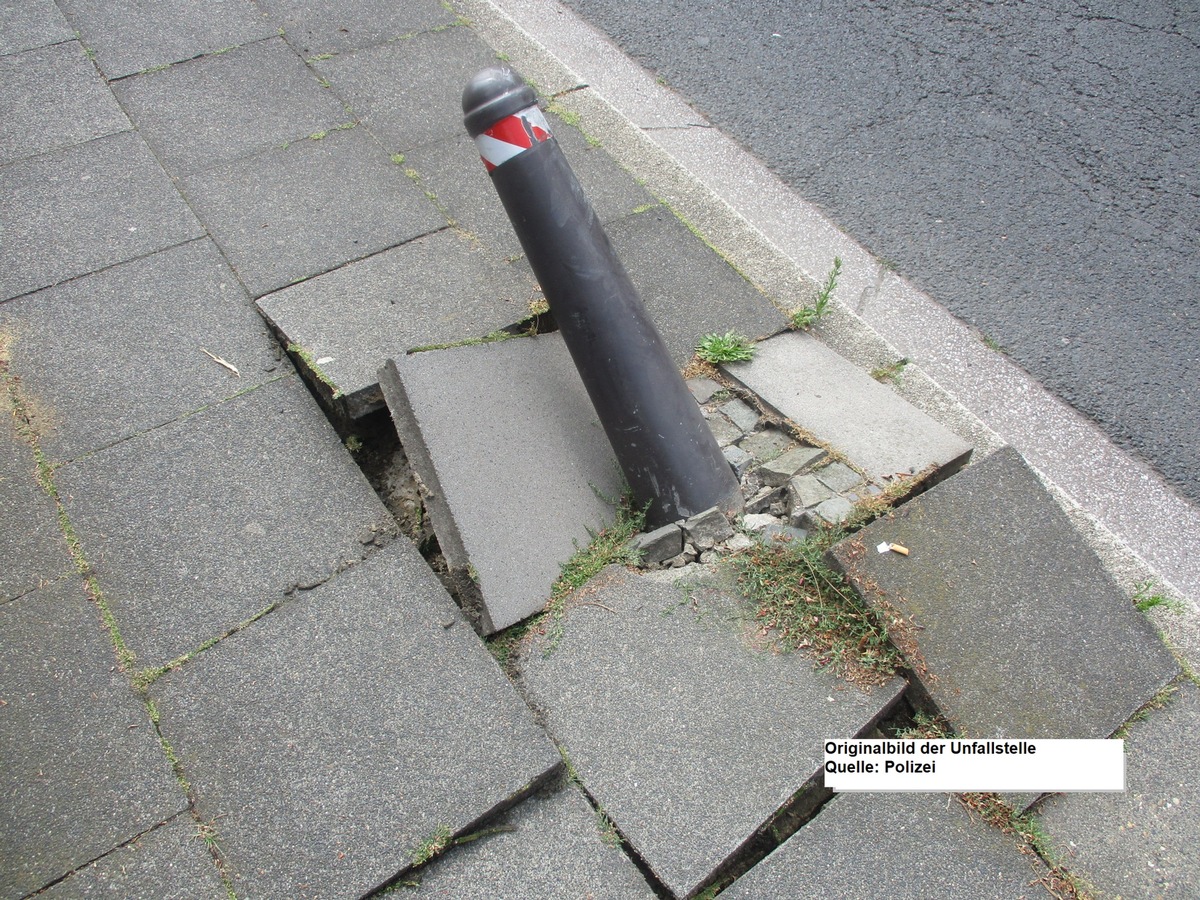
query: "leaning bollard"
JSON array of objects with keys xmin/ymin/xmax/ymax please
[{"xmin": 463, "ymin": 66, "xmax": 744, "ymax": 527}]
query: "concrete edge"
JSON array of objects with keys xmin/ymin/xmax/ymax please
[
  {"xmin": 378, "ymin": 357, "xmax": 493, "ymax": 633},
  {"xmin": 458, "ymin": 0, "xmax": 1200, "ymax": 634}
]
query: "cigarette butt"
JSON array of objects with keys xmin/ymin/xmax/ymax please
[{"xmin": 889, "ymin": 543, "xmax": 910, "ymax": 556}]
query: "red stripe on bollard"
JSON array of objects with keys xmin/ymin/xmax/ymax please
[{"xmin": 475, "ymin": 106, "xmax": 552, "ymax": 172}]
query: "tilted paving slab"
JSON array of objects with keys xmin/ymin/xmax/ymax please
[
  {"xmin": 724, "ymin": 331, "xmax": 973, "ymax": 482},
  {"xmin": 1037, "ymin": 678, "xmax": 1200, "ymax": 898},
  {"xmin": 0, "ymin": 580, "xmax": 186, "ymax": 898},
  {"xmin": 112, "ymin": 37, "xmax": 349, "ymax": 177},
  {"xmin": 829, "ymin": 447, "xmax": 1179, "ymax": 740},
  {"xmin": 314, "ymin": 26, "xmax": 497, "ymax": 154},
  {"xmin": 0, "ymin": 405, "xmax": 71, "ymax": 602},
  {"xmin": 607, "ymin": 206, "xmax": 787, "ymax": 367},
  {"xmin": 181, "ymin": 126, "xmax": 445, "ymax": 298},
  {"xmin": 0, "ymin": 0, "xmax": 74, "ymax": 55},
  {"xmin": 405, "ymin": 119, "xmax": 658, "ymax": 263},
  {"xmin": 1, "ymin": 239, "xmax": 285, "ymax": 462},
  {"xmin": 258, "ymin": 0, "xmax": 454, "ymax": 56},
  {"xmin": 520, "ymin": 565, "xmax": 906, "ymax": 897},
  {"xmin": 380, "ymin": 334, "xmax": 623, "ymax": 634},
  {"xmin": 0, "ymin": 131, "xmax": 203, "ymax": 302},
  {"xmin": 258, "ymin": 229, "xmax": 534, "ymax": 417},
  {"xmin": 38, "ymin": 815, "xmax": 226, "ymax": 900},
  {"xmin": 407, "ymin": 784, "xmax": 656, "ymax": 898},
  {"xmin": 0, "ymin": 41, "xmax": 130, "ymax": 166},
  {"xmin": 151, "ymin": 539, "xmax": 559, "ymax": 900},
  {"xmin": 56, "ymin": 376, "xmax": 395, "ymax": 669},
  {"xmin": 56, "ymin": 0, "xmax": 277, "ymax": 79},
  {"xmin": 724, "ymin": 791, "xmax": 1047, "ymax": 899}
]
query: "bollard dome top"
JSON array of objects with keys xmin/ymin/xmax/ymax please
[{"xmin": 462, "ymin": 66, "xmax": 538, "ymax": 137}]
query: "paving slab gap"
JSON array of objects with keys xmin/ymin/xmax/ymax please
[
  {"xmin": 367, "ymin": 764, "xmax": 567, "ymax": 896},
  {"xmin": 0, "ymin": 234, "xmax": 210, "ymax": 309},
  {"xmin": 46, "ymin": 373, "xmax": 294, "ymax": 468}
]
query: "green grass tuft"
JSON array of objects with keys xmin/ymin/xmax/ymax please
[{"xmin": 696, "ymin": 331, "xmax": 755, "ymax": 364}]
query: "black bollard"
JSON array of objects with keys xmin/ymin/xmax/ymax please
[{"xmin": 463, "ymin": 66, "xmax": 744, "ymax": 527}]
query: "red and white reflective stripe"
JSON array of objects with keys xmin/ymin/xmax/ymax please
[{"xmin": 475, "ymin": 105, "xmax": 552, "ymax": 172}]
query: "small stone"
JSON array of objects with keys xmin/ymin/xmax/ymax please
[
  {"xmin": 440, "ymin": 618, "xmax": 456, "ymax": 629},
  {"xmin": 629, "ymin": 524, "xmax": 684, "ymax": 565},
  {"xmin": 699, "ymin": 550, "xmax": 718, "ymax": 564},
  {"xmin": 759, "ymin": 524, "xmax": 809, "ymax": 544},
  {"xmin": 683, "ymin": 506, "xmax": 735, "ymax": 550},
  {"xmin": 357, "ymin": 526, "xmax": 377, "ymax": 545},
  {"xmin": 722, "ymin": 444, "xmax": 754, "ymax": 477},
  {"xmin": 706, "ymin": 415, "xmax": 744, "ymax": 448},
  {"xmin": 724, "ymin": 533, "xmax": 754, "ymax": 552},
  {"xmin": 737, "ymin": 428, "xmax": 792, "ymax": 460},
  {"xmin": 745, "ymin": 486, "xmax": 783, "ymax": 514},
  {"xmin": 719, "ymin": 398, "xmax": 759, "ymax": 432},
  {"xmin": 756, "ymin": 447, "xmax": 829, "ymax": 487},
  {"xmin": 741, "ymin": 513, "xmax": 779, "ymax": 532},
  {"xmin": 814, "ymin": 462, "xmax": 864, "ymax": 493},
  {"xmin": 668, "ymin": 552, "xmax": 691, "ymax": 568},
  {"xmin": 813, "ymin": 496, "xmax": 854, "ymax": 524},
  {"xmin": 682, "ymin": 541, "xmax": 699, "ymax": 557},
  {"xmin": 787, "ymin": 473, "xmax": 834, "ymax": 510},
  {"xmin": 769, "ymin": 500, "xmax": 788, "ymax": 517},
  {"xmin": 686, "ymin": 377, "xmax": 721, "ymax": 404}
]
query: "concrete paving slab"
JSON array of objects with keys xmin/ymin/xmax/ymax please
[
  {"xmin": 607, "ymin": 207, "xmax": 786, "ymax": 366},
  {"xmin": 830, "ymin": 447, "xmax": 1179, "ymax": 739},
  {"xmin": 0, "ymin": 405, "xmax": 71, "ymax": 602},
  {"xmin": 724, "ymin": 791, "xmax": 1046, "ymax": 899},
  {"xmin": 0, "ymin": 580, "xmax": 186, "ymax": 898},
  {"xmin": 151, "ymin": 539, "xmax": 559, "ymax": 900},
  {"xmin": 0, "ymin": 41, "xmax": 130, "ymax": 166},
  {"xmin": 57, "ymin": 0, "xmax": 277, "ymax": 79},
  {"xmin": 520, "ymin": 565, "xmax": 906, "ymax": 897},
  {"xmin": 38, "ymin": 815, "xmax": 226, "ymax": 900},
  {"xmin": 314, "ymin": 26, "xmax": 497, "ymax": 154},
  {"xmin": 0, "ymin": 131, "xmax": 203, "ymax": 302},
  {"xmin": 1037, "ymin": 679, "xmax": 1200, "ymax": 898},
  {"xmin": 1, "ymin": 239, "xmax": 285, "ymax": 462},
  {"xmin": 0, "ymin": 0, "xmax": 74, "ymax": 55},
  {"xmin": 725, "ymin": 331, "xmax": 973, "ymax": 482},
  {"xmin": 406, "ymin": 117, "xmax": 658, "ymax": 262},
  {"xmin": 379, "ymin": 334, "xmax": 622, "ymax": 634},
  {"xmin": 56, "ymin": 376, "xmax": 395, "ymax": 668},
  {"xmin": 407, "ymin": 784, "xmax": 655, "ymax": 898},
  {"xmin": 257, "ymin": 0, "xmax": 455, "ymax": 56},
  {"xmin": 181, "ymin": 126, "xmax": 444, "ymax": 298},
  {"xmin": 112, "ymin": 37, "xmax": 348, "ymax": 176},
  {"xmin": 258, "ymin": 229, "xmax": 533, "ymax": 417}
]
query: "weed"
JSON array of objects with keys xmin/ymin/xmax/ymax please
[
  {"xmin": 790, "ymin": 256, "xmax": 841, "ymax": 329},
  {"xmin": 730, "ymin": 533, "xmax": 901, "ymax": 683},
  {"xmin": 595, "ymin": 808, "xmax": 622, "ymax": 847},
  {"xmin": 495, "ymin": 51, "xmax": 510, "ymax": 62},
  {"xmin": 870, "ymin": 358, "xmax": 909, "ymax": 384},
  {"xmin": 308, "ymin": 53, "xmax": 335, "ymax": 62},
  {"xmin": 958, "ymin": 793, "xmax": 1095, "ymax": 898},
  {"xmin": 391, "ymin": 153, "xmax": 406, "ymax": 166},
  {"xmin": 631, "ymin": 202, "xmax": 658, "ymax": 214},
  {"xmin": 696, "ymin": 331, "xmax": 755, "ymax": 364},
  {"xmin": 1132, "ymin": 580, "xmax": 1180, "ymax": 613},
  {"xmin": 409, "ymin": 825, "xmax": 453, "ymax": 867},
  {"xmin": 981, "ymin": 333, "xmax": 1004, "ymax": 353},
  {"xmin": 487, "ymin": 495, "xmax": 645, "ymax": 666},
  {"xmin": 345, "ymin": 434, "xmax": 363, "ymax": 454}
]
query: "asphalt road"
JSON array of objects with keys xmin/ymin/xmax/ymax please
[{"xmin": 561, "ymin": 0, "xmax": 1200, "ymax": 505}]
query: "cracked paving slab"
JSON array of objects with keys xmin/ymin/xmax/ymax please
[
  {"xmin": 0, "ymin": 580, "xmax": 186, "ymax": 898},
  {"xmin": 55, "ymin": 375, "xmax": 395, "ymax": 669},
  {"xmin": 150, "ymin": 538, "xmax": 559, "ymax": 900},
  {"xmin": 520, "ymin": 564, "xmax": 906, "ymax": 897}
]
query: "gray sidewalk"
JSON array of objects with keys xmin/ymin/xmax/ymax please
[{"xmin": 1, "ymin": 2, "xmax": 1196, "ymax": 898}]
